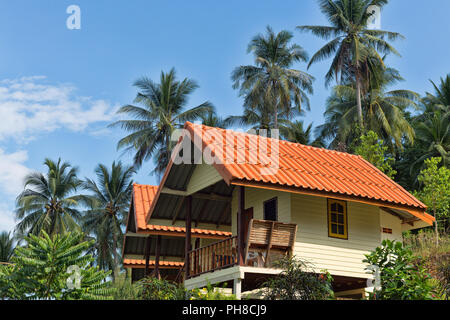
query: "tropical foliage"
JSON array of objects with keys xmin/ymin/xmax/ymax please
[
  {"xmin": 316, "ymin": 67, "xmax": 418, "ymax": 151},
  {"xmin": 136, "ymin": 277, "xmax": 186, "ymax": 300},
  {"xmin": 364, "ymin": 240, "xmax": 440, "ymax": 300},
  {"xmin": 415, "ymin": 157, "xmax": 450, "ymax": 236},
  {"xmin": 15, "ymin": 158, "xmax": 82, "ymax": 237},
  {"xmin": 0, "ymin": 231, "xmax": 114, "ymax": 300},
  {"xmin": 110, "ymin": 68, "xmax": 213, "ymax": 177},
  {"xmin": 81, "ymin": 161, "xmax": 135, "ymax": 278},
  {"xmin": 279, "ymin": 120, "xmax": 324, "ymax": 147},
  {"xmin": 355, "ymin": 130, "xmax": 396, "ymax": 178},
  {"xmin": 298, "ymin": 0, "xmax": 403, "ymax": 128},
  {"xmin": 260, "ymin": 257, "xmax": 334, "ymax": 300},
  {"xmin": 0, "ymin": 231, "xmax": 15, "ymax": 263},
  {"xmin": 189, "ymin": 283, "xmax": 237, "ymax": 300},
  {"xmin": 231, "ymin": 26, "xmax": 313, "ymax": 129}
]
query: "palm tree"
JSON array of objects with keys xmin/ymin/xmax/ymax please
[
  {"xmin": 316, "ymin": 67, "xmax": 417, "ymax": 152},
  {"xmin": 423, "ymin": 74, "xmax": 450, "ymax": 112},
  {"xmin": 279, "ymin": 120, "xmax": 324, "ymax": 147},
  {"xmin": 232, "ymin": 26, "xmax": 314, "ymax": 129},
  {"xmin": 110, "ymin": 68, "xmax": 213, "ymax": 178},
  {"xmin": 0, "ymin": 231, "xmax": 15, "ymax": 263},
  {"xmin": 298, "ymin": 0, "xmax": 403, "ymax": 128},
  {"xmin": 81, "ymin": 161, "xmax": 134, "ymax": 279},
  {"xmin": 413, "ymin": 111, "xmax": 450, "ymax": 169},
  {"xmin": 15, "ymin": 158, "xmax": 82, "ymax": 237},
  {"xmin": 201, "ymin": 110, "xmax": 230, "ymax": 129},
  {"xmin": 225, "ymin": 101, "xmax": 304, "ymax": 134}
]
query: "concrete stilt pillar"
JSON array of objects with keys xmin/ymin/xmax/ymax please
[{"xmin": 233, "ymin": 278, "xmax": 242, "ymax": 300}]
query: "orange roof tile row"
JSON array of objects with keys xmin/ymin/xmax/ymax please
[
  {"xmin": 132, "ymin": 184, "xmax": 158, "ymax": 231},
  {"xmin": 123, "ymin": 259, "xmax": 184, "ymax": 267},
  {"xmin": 142, "ymin": 224, "xmax": 232, "ymax": 237},
  {"xmin": 184, "ymin": 122, "xmax": 427, "ymax": 211}
]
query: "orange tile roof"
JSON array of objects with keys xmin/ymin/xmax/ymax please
[
  {"xmin": 131, "ymin": 183, "xmax": 232, "ymax": 237},
  {"xmin": 123, "ymin": 259, "xmax": 184, "ymax": 268},
  {"xmin": 174, "ymin": 122, "xmax": 432, "ymax": 224}
]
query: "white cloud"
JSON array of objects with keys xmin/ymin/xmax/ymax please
[
  {"xmin": 0, "ymin": 76, "xmax": 119, "ymax": 142},
  {"xmin": 0, "ymin": 148, "xmax": 31, "ymax": 196},
  {"xmin": 0, "ymin": 205, "xmax": 16, "ymax": 232}
]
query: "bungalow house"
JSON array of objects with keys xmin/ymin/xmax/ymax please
[{"xmin": 123, "ymin": 122, "xmax": 434, "ymax": 299}]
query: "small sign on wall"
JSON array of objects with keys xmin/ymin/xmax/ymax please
[{"xmin": 381, "ymin": 227, "xmax": 393, "ymax": 234}]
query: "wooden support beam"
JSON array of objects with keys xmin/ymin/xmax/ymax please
[
  {"xmin": 237, "ymin": 186, "xmax": 245, "ymax": 266},
  {"xmin": 185, "ymin": 196, "xmax": 192, "ymax": 279},
  {"xmin": 161, "ymin": 187, "xmax": 188, "ymax": 196},
  {"xmin": 162, "ymin": 188, "xmax": 231, "ymax": 202},
  {"xmin": 153, "ymin": 235, "xmax": 161, "ymax": 279},
  {"xmin": 194, "ymin": 192, "xmax": 231, "ymax": 202},
  {"xmin": 144, "ymin": 236, "xmax": 151, "ymax": 277},
  {"xmin": 171, "ymin": 197, "xmax": 185, "ymax": 225}
]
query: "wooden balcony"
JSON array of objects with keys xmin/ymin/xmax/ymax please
[
  {"xmin": 188, "ymin": 236, "xmax": 238, "ymax": 278},
  {"xmin": 187, "ymin": 219, "xmax": 297, "ymax": 279}
]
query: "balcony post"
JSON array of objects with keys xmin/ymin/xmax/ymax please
[
  {"xmin": 144, "ymin": 236, "xmax": 151, "ymax": 277},
  {"xmin": 237, "ymin": 186, "xmax": 245, "ymax": 266},
  {"xmin": 185, "ymin": 195, "xmax": 192, "ymax": 279},
  {"xmin": 153, "ymin": 235, "xmax": 161, "ymax": 279}
]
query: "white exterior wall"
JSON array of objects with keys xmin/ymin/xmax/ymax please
[
  {"xmin": 379, "ymin": 210, "xmax": 403, "ymax": 242},
  {"xmin": 186, "ymin": 163, "xmax": 223, "ymax": 195}
]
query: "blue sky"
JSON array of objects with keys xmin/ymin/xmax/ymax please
[{"xmin": 0, "ymin": 0, "xmax": 449, "ymax": 232}]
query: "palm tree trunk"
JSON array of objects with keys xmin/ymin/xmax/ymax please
[
  {"xmin": 355, "ymin": 71, "xmax": 364, "ymax": 129},
  {"xmin": 274, "ymin": 104, "xmax": 278, "ymax": 129},
  {"xmin": 113, "ymin": 231, "xmax": 119, "ymax": 280}
]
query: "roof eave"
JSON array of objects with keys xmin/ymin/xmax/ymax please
[{"xmin": 230, "ymin": 179, "xmax": 434, "ymax": 226}]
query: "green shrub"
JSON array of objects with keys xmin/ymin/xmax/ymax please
[
  {"xmin": 111, "ymin": 271, "xmax": 140, "ymax": 300},
  {"xmin": 364, "ymin": 239, "xmax": 440, "ymax": 300},
  {"xmin": 0, "ymin": 231, "xmax": 114, "ymax": 300},
  {"xmin": 137, "ymin": 277, "xmax": 186, "ymax": 300},
  {"xmin": 260, "ymin": 256, "xmax": 334, "ymax": 300},
  {"xmin": 189, "ymin": 282, "xmax": 236, "ymax": 300}
]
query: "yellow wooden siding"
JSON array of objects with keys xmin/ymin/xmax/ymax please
[
  {"xmin": 291, "ymin": 194, "xmax": 381, "ymax": 278},
  {"xmin": 231, "ymin": 186, "xmax": 291, "ymax": 235},
  {"xmin": 379, "ymin": 210, "xmax": 403, "ymax": 242},
  {"xmin": 186, "ymin": 163, "xmax": 223, "ymax": 195}
]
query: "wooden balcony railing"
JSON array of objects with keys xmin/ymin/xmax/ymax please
[{"xmin": 187, "ymin": 236, "xmax": 238, "ymax": 278}]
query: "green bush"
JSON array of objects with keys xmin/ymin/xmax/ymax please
[
  {"xmin": 136, "ymin": 277, "xmax": 186, "ymax": 300},
  {"xmin": 0, "ymin": 231, "xmax": 114, "ymax": 300},
  {"xmin": 260, "ymin": 256, "xmax": 334, "ymax": 300},
  {"xmin": 189, "ymin": 282, "xmax": 236, "ymax": 300},
  {"xmin": 364, "ymin": 239, "xmax": 440, "ymax": 300},
  {"xmin": 111, "ymin": 271, "xmax": 140, "ymax": 300}
]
